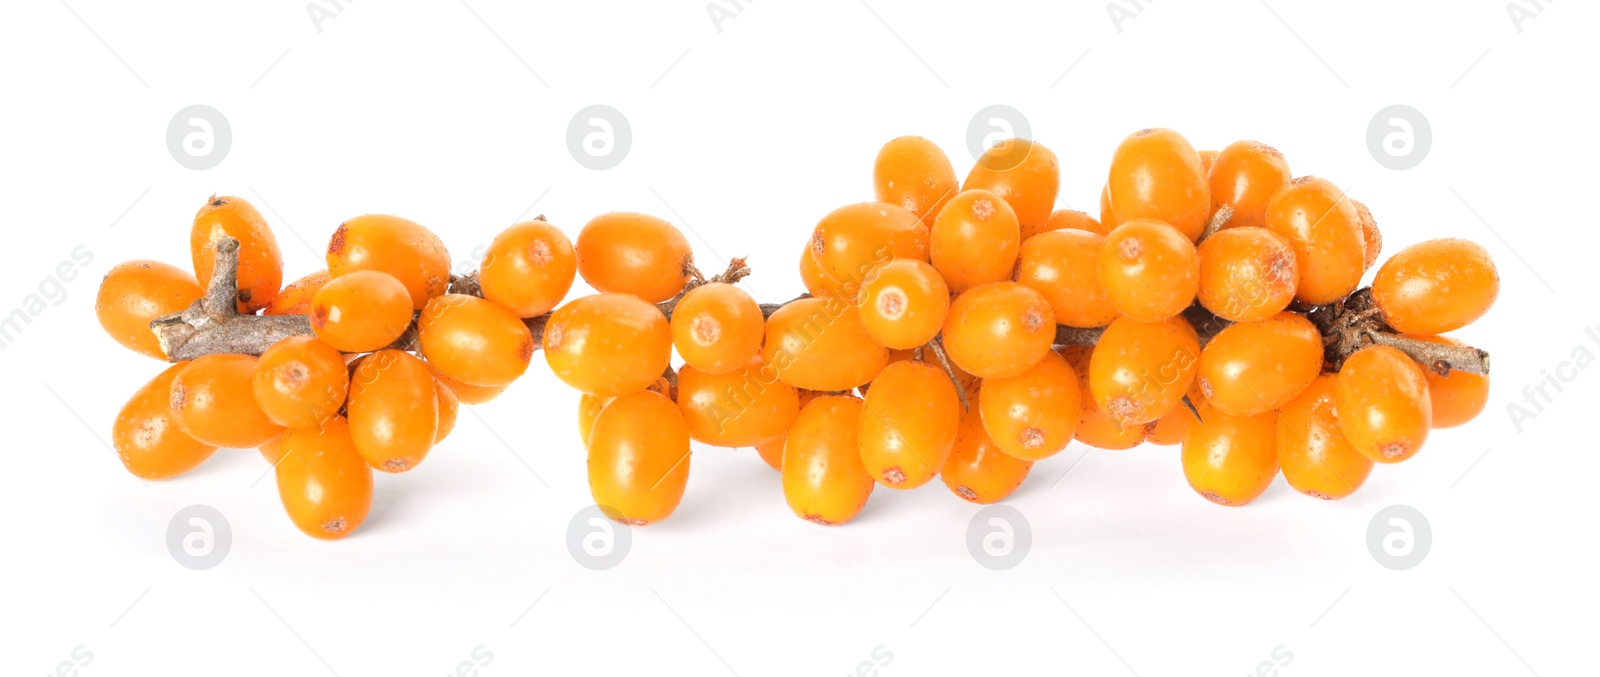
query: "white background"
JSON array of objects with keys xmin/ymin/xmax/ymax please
[{"xmin": 1, "ymin": 1, "xmax": 1595, "ymax": 675}]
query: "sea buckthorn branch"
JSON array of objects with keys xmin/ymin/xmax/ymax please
[
  {"xmin": 150, "ymin": 237, "xmax": 313, "ymax": 361},
  {"xmin": 1311, "ymin": 288, "xmax": 1490, "ymax": 376}
]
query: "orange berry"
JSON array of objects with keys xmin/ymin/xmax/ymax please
[
  {"xmin": 480, "ymin": 219, "xmax": 577, "ymax": 317},
  {"xmin": 940, "ymin": 396, "xmax": 1035, "ymax": 503},
  {"xmin": 419, "ymin": 293, "xmax": 534, "ymax": 388},
  {"xmin": 545, "ymin": 293, "xmax": 671, "ymax": 396},
  {"xmin": 275, "ymin": 416, "xmax": 373, "ymax": 540},
  {"xmin": 263, "ymin": 270, "xmax": 330, "ymax": 316},
  {"xmin": 1098, "ymin": 184, "xmax": 1121, "ymax": 232},
  {"xmin": 753, "ymin": 390, "xmax": 821, "ymax": 471},
  {"xmin": 577, "ymin": 393, "xmax": 611, "ymax": 448},
  {"xmin": 856, "ymin": 259, "xmax": 950, "ymax": 349},
  {"xmin": 310, "ymin": 270, "xmax": 413, "ymax": 352},
  {"xmin": 978, "ymin": 350, "xmax": 1081, "ymax": 460},
  {"xmin": 1148, "ymin": 384, "xmax": 1204, "ymax": 446},
  {"xmin": 930, "ymin": 189, "xmax": 1021, "ymax": 293},
  {"xmin": 799, "ymin": 245, "xmax": 850, "ymax": 299},
  {"xmin": 1354, "ymin": 200, "xmax": 1383, "ymax": 270},
  {"xmin": 1405, "ymin": 334, "xmax": 1490, "ymax": 428},
  {"xmin": 588, "ymin": 390, "xmax": 692, "ymax": 525},
  {"xmin": 1107, "ymin": 128, "xmax": 1210, "ymax": 241},
  {"xmin": 1196, "ymin": 227, "xmax": 1298, "ymax": 323},
  {"xmin": 1197, "ymin": 312, "xmax": 1322, "ymax": 416},
  {"xmin": 1063, "ymin": 345, "xmax": 1153, "ymax": 449},
  {"xmin": 427, "ymin": 362, "xmax": 508, "ymax": 405},
  {"xmin": 1372, "ymin": 238, "xmax": 1499, "ymax": 335},
  {"xmin": 874, "ymin": 135, "xmax": 958, "ymax": 225},
  {"xmin": 810, "ymin": 202, "xmax": 928, "ymax": 292},
  {"xmin": 191, "ymin": 196, "xmax": 283, "ymax": 313},
  {"xmin": 433, "ymin": 376, "xmax": 459, "ymax": 443},
  {"xmin": 575, "ymin": 212, "xmax": 692, "ymax": 303},
  {"xmin": 259, "ymin": 435, "xmax": 283, "ymax": 464},
  {"xmin": 1089, "ymin": 316, "xmax": 1200, "ymax": 425},
  {"xmin": 858, "ymin": 361, "xmax": 961, "ymax": 488},
  {"xmin": 1182, "ymin": 406, "xmax": 1279, "ymax": 506},
  {"xmin": 941, "ymin": 282, "xmax": 1055, "ymax": 379},
  {"xmin": 782, "ymin": 395, "xmax": 874, "ymax": 525},
  {"xmin": 253, "ymin": 336, "xmax": 349, "ymax": 428},
  {"xmin": 1264, "ymin": 177, "xmax": 1365, "ymax": 305},
  {"xmin": 1017, "ymin": 229, "xmax": 1120, "ymax": 329},
  {"xmin": 963, "ymin": 138, "xmax": 1060, "ymax": 233},
  {"xmin": 96, "ymin": 260, "xmax": 202, "ymax": 359},
  {"xmin": 1207, "ymin": 141, "xmax": 1291, "ymax": 231},
  {"xmin": 1277, "ymin": 375, "xmax": 1372, "ymax": 500},
  {"xmin": 677, "ymin": 357, "xmax": 800, "ymax": 447},
  {"xmin": 171, "ymin": 353, "xmax": 283, "ymax": 448},
  {"xmin": 761, "ymin": 296, "xmax": 889, "ymax": 391},
  {"xmin": 1037, "ymin": 209, "xmax": 1106, "ymax": 238},
  {"xmin": 1336, "ymin": 345, "xmax": 1431, "ymax": 463},
  {"xmin": 348, "ymin": 350, "xmax": 438, "ymax": 473},
  {"xmin": 1198, "ymin": 149, "xmax": 1220, "ymax": 175},
  {"xmin": 671, "ymin": 282, "xmax": 765, "ymax": 374},
  {"xmin": 1098, "ymin": 219, "xmax": 1199, "ymax": 321},
  {"xmin": 327, "ymin": 214, "xmax": 450, "ymax": 310},
  {"xmin": 114, "ymin": 362, "xmax": 217, "ymax": 479}
]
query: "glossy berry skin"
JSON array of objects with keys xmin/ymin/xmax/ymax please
[
  {"xmin": 327, "ymin": 214, "xmax": 451, "ymax": 310},
  {"xmin": 800, "ymin": 245, "xmax": 850, "ymax": 299},
  {"xmin": 1207, "ymin": 141, "xmax": 1291, "ymax": 231},
  {"xmin": 1098, "ymin": 184, "xmax": 1121, "ymax": 232},
  {"xmin": 1264, "ymin": 177, "xmax": 1365, "ymax": 305},
  {"xmin": 677, "ymin": 357, "xmax": 799, "ymax": 447},
  {"xmin": 979, "ymin": 350, "xmax": 1081, "ymax": 460},
  {"xmin": 1017, "ymin": 229, "xmax": 1120, "ymax": 329},
  {"xmin": 941, "ymin": 282, "xmax": 1055, "ymax": 379},
  {"xmin": 1372, "ymin": 238, "xmax": 1499, "ymax": 335},
  {"xmin": 419, "ymin": 293, "xmax": 534, "ymax": 388},
  {"xmin": 1038, "ymin": 209, "xmax": 1107, "ymax": 239},
  {"xmin": 940, "ymin": 395, "xmax": 1035, "ymax": 504},
  {"xmin": 856, "ymin": 259, "xmax": 949, "ymax": 349},
  {"xmin": 754, "ymin": 390, "xmax": 820, "ymax": 471},
  {"xmin": 263, "ymin": 270, "xmax": 329, "ymax": 316},
  {"xmin": 1107, "ymin": 128, "xmax": 1210, "ymax": 241},
  {"xmin": 1352, "ymin": 200, "xmax": 1383, "ymax": 270},
  {"xmin": 1098, "ymin": 219, "xmax": 1199, "ymax": 322},
  {"xmin": 433, "ymin": 377, "xmax": 459, "ymax": 444},
  {"xmin": 1063, "ymin": 345, "xmax": 1153, "ymax": 449},
  {"xmin": 576, "ymin": 212, "xmax": 692, "ymax": 303},
  {"xmin": 545, "ymin": 293, "xmax": 670, "ymax": 396},
  {"xmin": 114, "ymin": 362, "xmax": 217, "ymax": 479},
  {"xmin": 191, "ymin": 196, "xmax": 283, "ymax": 313},
  {"xmin": 930, "ymin": 189, "xmax": 1021, "ymax": 293},
  {"xmin": 1337, "ymin": 346, "xmax": 1432, "ymax": 463},
  {"xmin": 1196, "ymin": 227, "xmax": 1298, "ymax": 323},
  {"xmin": 1407, "ymin": 334, "xmax": 1490, "ymax": 428},
  {"xmin": 1147, "ymin": 388, "xmax": 1201, "ymax": 446},
  {"xmin": 253, "ymin": 336, "xmax": 349, "ymax": 429},
  {"xmin": 810, "ymin": 202, "xmax": 928, "ymax": 290},
  {"xmin": 963, "ymin": 138, "xmax": 1060, "ymax": 234},
  {"xmin": 480, "ymin": 219, "xmax": 577, "ymax": 318},
  {"xmin": 348, "ymin": 350, "xmax": 439, "ymax": 473},
  {"xmin": 1197, "ymin": 312, "xmax": 1322, "ymax": 416},
  {"xmin": 1277, "ymin": 375, "xmax": 1372, "ymax": 500},
  {"xmin": 275, "ymin": 416, "xmax": 373, "ymax": 540},
  {"xmin": 783, "ymin": 396, "xmax": 875, "ymax": 526},
  {"xmin": 309, "ymin": 270, "xmax": 413, "ymax": 353},
  {"xmin": 577, "ymin": 393, "xmax": 610, "ymax": 448},
  {"xmin": 761, "ymin": 296, "xmax": 889, "ymax": 392},
  {"xmin": 96, "ymin": 260, "xmax": 202, "ymax": 359},
  {"xmin": 874, "ymin": 135, "xmax": 958, "ymax": 225},
  {"xmin": 1089, "ymin": 316, "xmax": 1200, "ymax": 426},
  {"xmin": 671, "ymin": 282, "xmax": 765, "ymax": 374},
  {"xmin": 588, "ymin": 390, "xmax": 692, "ymax": 526},
  {"xmin": 171, "ymin": 353, "xmax": 283, "ymax": 448},
  {"xmin": 858, "ymin": 361, "xmax": 960, "ymax": 489},
  {"xmin": 428, "ymin": 362, "xmax": 508, "ymax": 405},
  {"xmin": 1182, "ymin": 406, "xmax": 1279, "ymax": 506}
]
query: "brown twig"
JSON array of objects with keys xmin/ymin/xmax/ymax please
[
  {"xmin": 924, "ymin": 336, "xmax": 969, "ymax": 411},
  {"xmin": 151, "ymin": 237, "xmax": 313, "ymax": 361},
  {"xmin": 1197, "ymin": 204, "xmax": 1234, "ymax": 243}
]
